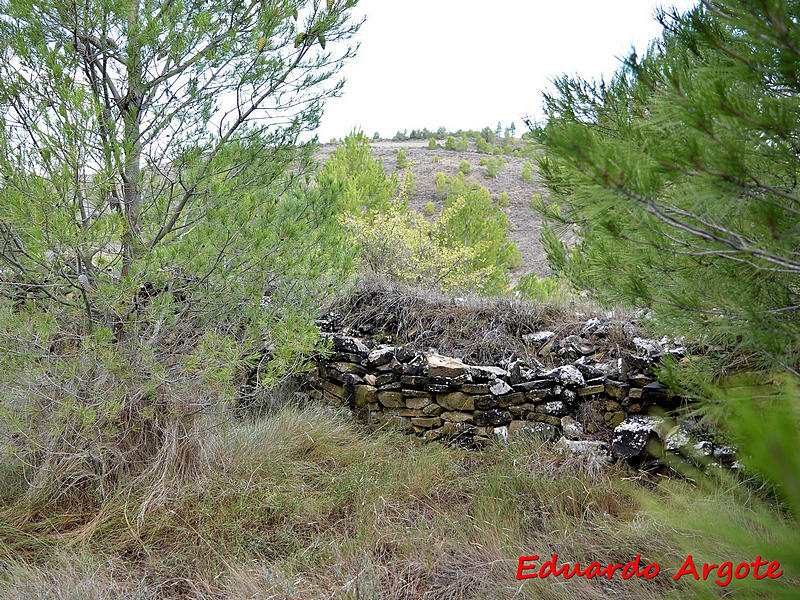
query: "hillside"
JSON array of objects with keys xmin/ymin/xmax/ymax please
[{"xmin": 317, "ymin": 138, "xmax": 553, "ymax": 279}]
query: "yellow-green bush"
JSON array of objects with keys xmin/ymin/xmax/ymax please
[
  {"xmin": 497, "ymin": 191, "xmax": 510, "ymax": 207},
  {"xmin": 424, "ymin": 201, "xmax": 435, "ymax": 216},
  {"xmin": 459, "ymin": 160, "xmax": 471, "ymax": 175}
]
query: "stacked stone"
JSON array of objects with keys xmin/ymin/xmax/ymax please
[{"xmin": 306, "ymin": 330, "xmax": 680, "ymax": 451}]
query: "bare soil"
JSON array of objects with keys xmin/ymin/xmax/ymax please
[{"xmin": 316, "ymin": 138, "xmax": 552, "ymax": 279}]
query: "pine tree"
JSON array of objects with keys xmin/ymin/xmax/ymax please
[{"xmin": 537, "ymin": 1, "xmax": 800, "ymax": 386}]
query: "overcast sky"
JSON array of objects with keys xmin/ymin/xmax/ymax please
[{"xmin": 314, "ymin": 0, "xmax": 699, "ymax": 140}]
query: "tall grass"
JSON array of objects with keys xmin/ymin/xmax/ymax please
[{"xmin": 0, "ymin": 401, "xmax": 716, "ymax": 599}]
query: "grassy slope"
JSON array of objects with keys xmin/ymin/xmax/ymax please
[{"xmin": 2, "ymin": 402, "xmax": 703, "ymax": 600}]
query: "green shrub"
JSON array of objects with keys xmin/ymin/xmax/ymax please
[
  {"xmin": 395, "ymin": 148, "xmax": 408, "ymax": 169},
  {"xmin": 435, "ymin": 172, "xmax": 448, "ymax": 198},
  {"xmin": 432, "ymin": 155, "xmax": 441, "ymax": 163},
  {"xmin": 458, "ymin": 160, "xmax": 471, "ymax": 175},
  {"xmin": 521, "ymin": 161, "xmax": 534, "ymax": 183},
  {"xmin": 479, "ymin": 157, "xmax": 489, "ymax": 166},
  {"xmin": 515, "ymin": 273, "xmax": 571, "ymax": 303},
  {"xmin": 445, "ymin": 136, "xmax": 456, "ymax": 151},
  {"xmin": 497, "ymin": 191, "xmax": 510, "ymax": 207},
  {"xmin": 492, "ymin": 146, "xmax": 503, "ymax": 155},
  {"xmin": 484, "ymin": 157, "xmax": 506, "ymax": 179},
  {"xmin": 475, "ymin": 135, "xmax": 493, "ymax": 154},
  {"xmin": 424, "ymin": 201, "xmax": 435, "ymax": 216},
  {"xmin": 455, "ymin": 135, "xmax": 468, "ymax": 151},
  {"xmin": 530, "ymin": 193, "xmax": 543, "ymax": 210},
  {"xmin": 427, "ymin": 138, "xmax": 438, "ymax": 150}
]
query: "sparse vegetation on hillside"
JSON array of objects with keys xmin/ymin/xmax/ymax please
[
  {"xmin": 459, "ymin": 160, "xmax": 471, "ymax": 175},
  {"xmin": 521, "ymin": 161, "xmax": 534, "ymax": 183}
]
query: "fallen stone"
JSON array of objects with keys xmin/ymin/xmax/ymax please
[
  {"xmin": 612, "ymin": 416, "xmax": 664, "ymax": 461},
  {"xmin": 555, "ymin": 437, "xmax": 610, "ymax": 462},
  {"xmin": 561, "ymin": 416, "xmax": 584, "ymax": 440},
  {"xmin": 508, "ymin": 420, "xmax": 559, "ymax": 441}
]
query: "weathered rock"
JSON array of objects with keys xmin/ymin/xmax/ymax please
[
  {"xmin": 353, "ymin": 385, "xmax": 377, "ymax": 407},
  {"xmin": 561, "ymin": 416, "xmax": 584, "ymax": 440},
  {"xmin": 377, "ymin": 391, "xmax": 404, "ymax": 408},
  {"xmin": 328, "ymin": 334, "xmax": 370, "ymax": 356},
  {"xmin": 524, "ymin": 388, "xmax": 551, "ymax": 401},
  {"xmin": 403, "ymin": 354, "xmax": 427, "ymax": 375},
  {"xmin": 713, "ymin": 445, "xmax": 737, "ymax": 463},
  {"xmin": 578, "ymin": 384, "xmax": 605, "ymax": 396},
  {"xmin": 473, "ymin": 395, "xmax": 498, "ymax": 410},
  {"xmin": 497, "ymin": 392, "xmax": 525, "ymax": 407},
  {"xmin": 537, "ymin": 401, "xmax": 568, "ymax": 417},
  {"xmin": 508, "ymin": 420, "xmax": 559, "ymax": 440},
  {"xmin": 489, "ymin": 379, "xmax": 513, "ymax": 396},
  {"xmin": 547, "ymin": 365, "xmax": 585, "ymax": 388},
  {"xmin": 628, "ymin": 387, "xmax": 643, "ymax": 399},
  {"xmin": 440, "ymin": 410, "xmax": 474, "ymax": 423},
  {"xmin": 508, "ymin": 403, "xmax": 537, "ymax": 418},
  {"xmin": 375, "ymin": 358, "xmax": 401, "ymax": 373},
  {"xmin": 437, "ymin": 392, "xmax": 474, "ymax": 411},
  {"xmin": 427, "ymin": 354, "xmax": 467, "ymax": 378},
  {"xmin": 664, "ymin": 426, "xmax": 692, "ymax": 451},
  {"xmin": 555, "ymin": 437, "xmax": 610, "ymax": 462},
  {"xmin": 402, "ymin": 389, "xmax": 432, "ymax": 399},
  {"xmin": 611, "ymin": 416, "xmax": 664, "ymax": 461},
  {"xmin": 530, "ymin": 414, "xmax": 562, "ymax": 426},
  {"xmin": 522, "ymin": 331, "xmax": 555, "ymax": 344},
  {"xmin": 405, "ymin": 396, "xmax": 432, "ymax": 410},
  {"xmin": 423, "ymin": 427, "xmax": 445, "ymax": 441},
  {"xmin": 473, "ymin": 409, "xmax": 511, "ymax": 427},
  {"xmin": 492, "ymin": 425, "xmax": 509, "ymax": 442},
  {"xmin": 412, "ymin": 416, "xmax": 442, "ymax": 428},
  {"xmin": 375, "ymin": 372, "xmax": 398, "ymax": 387},
  {"xmin": 515, "ymin": 379, "xmax": 555, "ymax": 392},
  {"xmin": 605, "ymin": 411, "xmax": 627, "ymax": 428},
  {"xmin": 387, "ymin": 414, "xmax": 413, "ymax": 431}
]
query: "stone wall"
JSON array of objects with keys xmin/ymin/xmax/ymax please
[{"xmin": 305, "ymin": 316, "xmax": 737, "ymax": 467}]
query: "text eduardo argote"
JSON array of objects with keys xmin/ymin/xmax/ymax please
[{"xmin": 516, "ymin": 554, "xmax": 783, "ymax": 587}]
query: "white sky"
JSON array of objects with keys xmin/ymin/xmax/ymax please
[{"xmin": 314, "ymin": 0, "xmax": 699, "ymax": 140}]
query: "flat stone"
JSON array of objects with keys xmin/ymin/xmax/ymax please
[
  {"xmin": 422, "ymin": 403, "xmax": 444, "ymax": 416},
  {"xmin": 529, "ymin": 414, "xmax": 561, "ymax": 426},
  {"xmin": 508, "ymin": 403, "xmax": 537, "ymax": 418},
  {"xmin": 524, "ymin": 388, "xmax": 550, "ymax": 401},
  {"xmin": 375, "ymin": 358, "xmax": 401, "ymax": 373},
  {"xmin": 387, "ymin": 415, "xmax": 413, "ymax": 431},
  {"xmin": 578, "ymin": 384, "xmax": 605, "ymax": 396},
  {"xmin": 367, "ymin": 347, "xmax": 395, "ymax": 367},
  {"xmin": 461, "ymin": 383, "xmax": 490, "ymax": 394},
  {"xmin": 436, "ymin": 392, "xmax": 474, "ymax": 411},
  {"xmin": 377, "ymin": 391, "xmax": 404, "ymax": 408},
  {"xmin": 628, "ymin": 387, "xmax": 643, "ymax": 399},
  {"xmin": 440, "ymin": 411, "xmax": 474, "ymax": 423},
  {"xmin": 469, "ymin": 365, "xmax": 509, "ymax": 380},
  {"xmin": 401, "ymin": 389, "xmax": 432, "ymax": 399},
  {"xmin": 411, "ymin": 416, "xmax": 443, "ymax": 428},
  {"xmin": 427, "ymin": 354, "xmax": 467, "ymax": 378},
  {"xmin": 611, "ymin": 416, "xmax": 664, "ymax": 460},
  {"xmin": 555, "ymin": 437, "xmax": 610, "ymax": 462},
  {"xmin": 497, "ymin": 391, "xmax": 525, "ymax": 407},
  {"xmin": 405, "ymin": 396, "xmax": 432, "ymax": 410}
]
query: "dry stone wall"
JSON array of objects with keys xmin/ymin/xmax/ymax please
[{"xmin": 305, "ymin": 315, "xmax": 737, "ymax": 468}]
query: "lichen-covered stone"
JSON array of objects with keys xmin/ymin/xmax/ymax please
[
  {"xmin": 508, "ymin": 420, "xmax": 559, "ymax": 440},
  {"xmin": 546, "ymin": 365, "xmax": 585, "ymax": 388},
  {"xmin": 561, "ymin": 416, "xmax": 584, "ymax": 440},
  {"xmin": 441, "ymin": 421, "xmax": 476, "ymax": 436},
  {"xmin": 473, "ymin": 409, "xmax": 511, "ymax": 427},
  {"xmin": 578, "ymin": 384, "xmax": 605, "ymax": 396},
  {"xmin": 367, "ymin": 347, "xmax": 395, "ymax": 367},
  {"xmin": 462, "ymin": 383, "xmax": 490, "ymax": 394},
  {"xmin": 605, "ymin": 379, "xmax": 630, "ymax": 399},
  {"xmin": 497, "ymin": 391, "xmax": 525, "ymax": 407},
  {"xmin": 536, "ymin": 401, "xmax": 567, "ymax": 416},
  {"xmin": 611, "ymin": 416, "xmax": 664, "ymax": 460},
  {"xmin": 473, "ymin": 395, "xmax": 498, "ymax": 410},
  {"xmin": 422, "ymin": 403, "xmax": 444, "ymax": 416}
]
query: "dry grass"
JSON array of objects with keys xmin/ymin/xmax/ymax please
[
  {"xmin": 325, "ymin": 277, "xmax": 630, "ymax": 366},
  {"xmin": 0, "ymin": 401, "xmax": 704, "ymax": 600}
]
